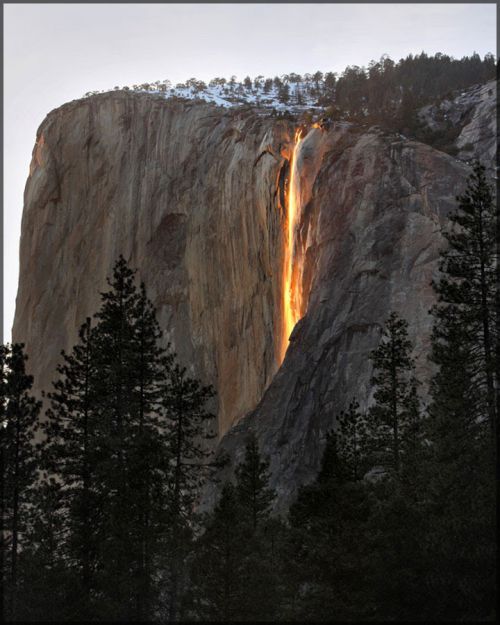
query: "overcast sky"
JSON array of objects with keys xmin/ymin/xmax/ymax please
[{"xmin": 3, "ymin": 3, "xmax": 497, "ymax": 341}]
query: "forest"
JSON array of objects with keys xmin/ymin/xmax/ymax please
[
  {"xmin": 1, "ymin": 162, "xmax": 497, "ymax": 621},
  {"xmin": 85, "ymin": 52, "xmax": 497, "ymax": 125},
  {"xmin": 81, "ymin": 52, "xmax": 497, "ymax": 159}
]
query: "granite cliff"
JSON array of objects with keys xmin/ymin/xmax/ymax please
[
  {"xmin": 210, "ymin": 126, "xmax": 470, "ymax": 510},
  {"xmin": 418, "ymin": 79, "xmax": 496, "ymax": 171},
  {"xmin": 13, "ymin": 82, "xmax": 496, "ymax": 508},
  {"xmin": 15, "ymin": 94, "xmax": 294, "ymax": 435}
]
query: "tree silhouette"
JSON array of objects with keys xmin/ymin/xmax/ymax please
[{"xmin": 1, "ymin": 343, "xmax": 41, "ymax": 621}]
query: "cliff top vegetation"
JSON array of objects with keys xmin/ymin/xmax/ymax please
[{"xmin": 83, "ymin": 51, "xmax": 497, "ymax": 124}]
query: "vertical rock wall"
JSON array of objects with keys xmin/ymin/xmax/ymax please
[
  {"xmin": 13, "ymin": 93, "xmax": 294, "ymax": 435},
  {"xmin": 210, "ymin": 126, "xmax": 473, "ymax": 510}
]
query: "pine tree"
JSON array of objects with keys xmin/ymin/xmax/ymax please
[
  {"xmin": 89, "ymin": 257, "xmax": 172, "ymax": 620},
  {"xmin": 163, "ymin": 361, "xmax": 217, "ymax": 621},
  {"xmin": 235, "ymin": 434, "xmax": 275, "ymax": 531},
  {"xmin": 278, "ymin": 82, "xmax": 290, "ymax": 104},
  {"xmin": 347, "ymin": 316, "xmax": 427, "ymax": 620},
  {"xmin": 0, "ymin": 343, "xmax": 41, "ymax": 621},
  {"xmin": 0, "ymin": 344, "xmax": 5, "ymax": 622},
  {"xmin": 187, "ymin": 483, "xmax": 246, "ymax": 621},
  {"xmin": 397, "ymin": 87, "xmax": 418, "ymax": 134},
  {"xmin": 430, "ymin": 161, "xmax": 497, "ymax": 449},
  {"xmin": 31, "ymin": 256, "xmax": 218, "ymax": 620},
  {"xmin": 366, "ymin": 472, "xmax": 429, "ymax": 621},
  {"xmin": 422, "ymin": 162, "xmax": 497, "ymax": 619},
  {"xmin": 185, "ymin": 437, "xmax": 281, "ymax": 622},
  {"xmin": 126, "ymin": 281, "xmax": 173, "ymax": 620},
  {"xmin": 336, "ymin": 399, "xmax": 370, "ymax": 480},
  {"xmin": 234, "ymin": 434, "xmax": 280, "ymax": 621},
  {"xmin": 41, "ymin": 318, "xmax": 100, "ymax": 619},
  {"xmin": 39, "ymin": 257, "xmax": 175, "ymax": 620},
  {"xmin": 282, "ymin": 432, "xmax": 374, "ymax": 621},
  {"xmin": 18, "ymin": 479, "xmax": 71, "ymax": 621},
  {"xmin": 368, "ymin": 312, "xmax": 421, "ymax": 474}
]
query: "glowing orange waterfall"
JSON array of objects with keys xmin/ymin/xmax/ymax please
[{"xmin": 281, "ymin": 128, "xmax": 304, "ymax": 362}]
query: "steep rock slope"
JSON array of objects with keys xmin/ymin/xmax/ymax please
[
  {"xmin": 418, "ymin": 79, "xmax": 497, "ymax": 171},
  {"xmin": 14, "ymin": 92, "xmax": 294, "ymax": 435},
  {"xmin": 208, "ymin": 126, "xmax": 472, "ymax": 510}
]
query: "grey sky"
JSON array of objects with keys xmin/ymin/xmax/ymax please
[{"xmin": 3, "ymin": 3, "xmax": 497, "ymax": 341}]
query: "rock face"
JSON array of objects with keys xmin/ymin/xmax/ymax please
[
  {"xmin": 14, "ymin": 93, "xmax": 295, "ymax": 435},
  {"xmin": 454, "ymin": 81, "xmax": 497, "ymax": 169},
  {"xmin": 418, "ymin": 79, "xmax": 497, "ymax": 171},
  {"xmin": 206, "ymin": 125, "xmax": 472, "ymax": 510},
  {"xmin": 14, "ymin": 85, "xmax": 493, "ymax": 509}
]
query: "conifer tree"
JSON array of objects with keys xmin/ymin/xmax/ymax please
[
  {"xmin": 430, "ymin": 161, "xmax": 497, "ymax": 448},
  {"xmin": 278, "ymin": 82, "xmax": 290, "ymax": 104},
  {"xmin": 126, "ymin": 281, "xmax": 173, "ymax": 620},
  {"xmin": 283, "ymin": 432, "xmax": 374, "ymax": 621},
  {"xmin": 422, "ymin": 162, "xmax": 497, "ymax": 619},
  {"xmin": 89, "ymin": 257, "xmax": 172, "ymax": 620},
  {"xmin": 0, "ymin": 343, "xmax": 41, "ymax": 621},
  {"xmin": 39, "ymin": 257, "xmax": 175, "ymax": 620},
  {"xmin": 368, "ymin": 312, "xmax": 421, "ymax": 473},
  {"xmin": 31, "ymin": 256, "xmax": 218, "ymax": 620},
  {"xmin": 163, "ymin": 362, "xmax": 216, "ymax": 621},
  {"xmin": 235, "ymin": 433, "xmax": 275, "ymax": 531},
  {"xmin": 234, "ymin": 434, "xmax": 280, "ymax": 621},
  {"xmin": 41, "ymin": 318, "xmax": 100, "ymax": 619},
  {"xmin": 366, "ymin": 473, "xmax": 429, "ymax": 621},
  {"xmin": 0, "ymin": 344, "xmax": 5, "ymax": 621},
  {"xmin": 336, "ymin": 399, "xmax": 370, "ymax": 480},
  {"xmin": 185, "ymin": 437, "xmax": 280, "ymax": 621},
  {"xmin": 187, "ymin": 483, "xmax": 245, "ymax": 621},
  {"xmin": 18, "ymin": 479, "xmax": 70, "ymax": 621}
]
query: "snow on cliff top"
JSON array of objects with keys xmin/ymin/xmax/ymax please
[
  {"xmin": 88, "ymin": 80, "xmax": 325, "ymax": 113},
  {"xmin": 161, "ymin": 82, "xmax": 323, "ymax": 112}
]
